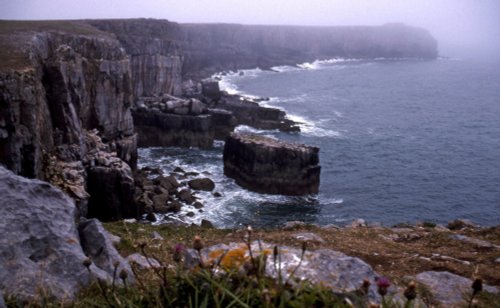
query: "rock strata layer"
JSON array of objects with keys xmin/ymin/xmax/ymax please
[{"xmin": 223, "ymin": 133, "xmax": 320, "ymax": 195}]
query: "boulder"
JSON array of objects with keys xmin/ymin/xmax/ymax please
[
  {"xmin": 0, "ymin": 291, "xmax": 4, "ymax": 308},
  {"xmin": 127, "ymin": 253, "xmax": 161, "ymax": 270},
  {"xmin": 78, "ymin": 219, "xmax": 134, "ymax": 283},
  {"xmin": 155, "ymin": 175, "xmax": 181, "ymax": 192},
  {"xmin": 177, "ymin": 189, "xmax": 196, "ymax": 204},
  {"xmin": 188, "ymin": 178, "xmax": 215, "ymax": 191},
  {"xmin": 186, "ymin": 241, "xmax": 381, "ymax": 302},
  {"xmin": 415, "ymin": 271, "xmax": 498, "ymax": 307},
  {"xmin": 0, "ymin": 167, "xmax": 111, "ymax": 302},
  {"xmin": 223, "ymin": 133, "xmax": 320, "ymax": 195},
  {"xmin": 201, "ymin": 79, "xmax": 222, "ymax": 100}
]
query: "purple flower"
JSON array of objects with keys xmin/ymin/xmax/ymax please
[
  {"xmin": 173, "ymin": 243, "xmax": 185, "ymax": 263},
  {"xmin": 376, "ymin": 277, "xmax": 390, "ymax": 297}
]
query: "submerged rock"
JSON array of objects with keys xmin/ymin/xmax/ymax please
[
  {"xmin": 188, "ymin": 178, "xmax": 215, "ymax": 191},
  {"xmin": 223, "ymin": 133, "xmax": 320, "ymax": 195}
]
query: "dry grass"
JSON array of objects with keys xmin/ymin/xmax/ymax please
[{"xmin": 104, "ymin": 222, "xmax": 500, "ymax": 289}]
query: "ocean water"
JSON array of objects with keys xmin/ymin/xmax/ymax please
[{"xmin": 139, "ymin": 58, "xmax": 500, "ymax": 228}]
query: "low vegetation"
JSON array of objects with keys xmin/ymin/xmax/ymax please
[{"xmin": 5, "ymin": 222, "xmax": 499, "ymax": 307}]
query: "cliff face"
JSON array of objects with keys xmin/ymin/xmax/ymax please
[
  {"xmin": 89, "ymin": 19, "xmax": 438, "ymax": 82},
  {"xmin": 0, "ymin": 21, "xmax": 138, "ymax": 218},
  {"xmin": 0, "ymin": 19, "xmax": 438, "ymax": 219},
  {"xmin": 178, "ymin": 22, "xmax": 438, "ymax": 79}
]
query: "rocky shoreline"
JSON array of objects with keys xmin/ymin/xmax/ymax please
[{"xmin": 0, "ymin": 18, "xmax": 468, "ymax": 303}]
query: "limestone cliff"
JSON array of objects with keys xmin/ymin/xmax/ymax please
[
  {"xmin": 0, "ymin": 21, "xmax": 137, "ymax": 219},
  {"xmin": 0, "ymin": 19, "xmax": 438, "ymax": 219}
]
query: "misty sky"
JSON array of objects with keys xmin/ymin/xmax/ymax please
[{"xmin": 1, "ymin": 0, "xmax": 500, "ymax": 59}]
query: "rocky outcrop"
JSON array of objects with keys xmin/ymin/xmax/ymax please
[
  {"xmin": 78, "ymin": 219, "xmax": 134, "ymax": 282},
  {"xmin": 133, "ymin": 109, "xmax": 214, "ymax": 149},
  {"xmin": 0, "ymin": 19, "xmax": 437, "ymax": 219},
  {"xmin": 215, "ymin": 93, "xmax": 300, "ymax": 132},
  {"xmin": 223, "ymin": 133, "xmax": 320, "ymax": 195},
  {"xmin": 0, "ymin": 166, "xmax": 130, "ymax": 302},
  {"xmin": 415, "ymin": 271, "xmax": 498, "ymax": 307},
  {"xmin": 185, "ymin": 241, "xmax": 381, "ymax": 302}
]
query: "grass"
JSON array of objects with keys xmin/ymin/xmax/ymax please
[
  {"xmin": 0, "ymin": 20, "xmax": 109, "ymax": 70},
  {"xmin": 4, "ymin": 222, "xmax": 499, "ymax": 307}
]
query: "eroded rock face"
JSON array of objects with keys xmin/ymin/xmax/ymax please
[
  {"xmin": 223, "ymin": 133, "xmax": 320, "ymax": 195},
  {"xmin": 0, "ymin": 166, "xmax": 120, "ymax": 302}
]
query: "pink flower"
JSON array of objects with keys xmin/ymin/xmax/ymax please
[
  {"xmin": 173, "ymin": 243, "xmax": 185, "ymax": 263},
  {"xmin": 376, "ymin": 277, "xmax": 390, "ymax": 296}
]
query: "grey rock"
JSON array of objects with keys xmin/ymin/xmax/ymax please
[
  {"xmin": 293, "ymin": 232, "xmax": 325, "ymax": 243},
  {"xmin": 283, "ymin": 221, "xmax": 306, "ymax": 229},
  {"xmin": 78, "ymin": 219, "xmax": 134, "ymax": 284},
  {"xmin": 201, "ymin": 79, "xmax": 221, "ymax": 100},
  {"xmin": 223, "ymin": 133, "xmax": 320, "ymax": 195},
  {"xmin": 188, "ymin": 178, "xmax": 215, "ymax": 191},
  {"xmin": 127, "ymin": 253, "xmax": 161, "ymax": 270},
  {"xmin": 0, "ymin": 167, "xmax": 109, "ymax": 302},
  {"xmin": 415, "ymin": 271, "xmax": 498, "ymax": 307},
  {"xmin": 213, "ymin": 191, "xmax": 223, "ymax": 197},
  {"xmin": 449, "ymin": 234, "xmax": 500, "ymax": 250},
  {"xmin": 193, "ymin": 202, "xmax": 204, "ymax": 209},
  {"xmin": 447, "ymin": 219, "xmax": 476, "ymax": 230},
  {"xmin": 495, "ymin": 257, "xmax": 500, "ymax": 264},
  {"xmin": 201, "ymin": 219, "xmax": 214, "ymax": 228},
  {"xmin": 152, "ymin": 231, "xmax": 164, "ymax": 240},
  {"xmin": 349, "ymin": 218, "xmax": 366, "ymax": 228},
  {"xmin": 178, "ymin": 189, "xmax": 196, "ymax": 204},
  {"xmin": 189, "ymin": 98, "xmax": 207, "ymax": 115},
  {"xmin": 186, "ymin": 241, "xmax": 381, "ymax": 302}
]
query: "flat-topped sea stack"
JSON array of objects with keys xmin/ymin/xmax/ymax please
[{"xmin": 223, "ymin": 133, "xmax": 320, "ymax": 195}]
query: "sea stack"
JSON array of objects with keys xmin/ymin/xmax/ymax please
[{"xmin": 223, "ymin": 133, "xmax": 320, "ymax": 195}]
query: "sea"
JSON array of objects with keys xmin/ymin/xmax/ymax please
[{"xmin": 139, "ymin": 58, "xmax": 500, "ymax": 228}]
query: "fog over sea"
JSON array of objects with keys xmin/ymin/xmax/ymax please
[{"xmin": 139, "ymin": 58, "xmax": 500, "ymax": 228}]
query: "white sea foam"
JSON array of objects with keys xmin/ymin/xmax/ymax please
[
  {"xmin": 235, "ymin": 125, "xmax": 279, "ymax": 134},
  {"xmin": 297, "ymin": 58, "xmax": 362, "ymax": 70},
  {"xmin": 270, "ymin": 65, "xmax": 300, "ymax": 73},
  {"xmin": 286, "ymin": 114, "xmax": 342, "ymax": 138}
]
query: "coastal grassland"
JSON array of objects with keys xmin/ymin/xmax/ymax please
[
  {"xmin": 0, "ymin": 20, "xmax": 108, "ymax": 70},
  {"xmin": 68, "ymin": 221, "xmax": 498, "ymax": 308},
  {"xmin": 7, "ymin": 222, "xmax": 499, "ymax": 307},
  {"xmin": 103, "ymin": 222, "xmax": 500, "ymax": 287}
]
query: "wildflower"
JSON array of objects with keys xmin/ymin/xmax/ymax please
[
  {"xmin": 119, "ymin": 269, "xmax": 128, "ymax": 280},
  {"xmin": 138, "ymin": 241, "xmax": 147, "ymax": 251},
  {"xmin": 472, "ymin": 278, "xmax": 482, "ymax": 296},
  {"xmin": 375, "ymin": 276, "xmax": 390, "ymax": 297},
  {"xmin": 273, "ymin": 246, "xmax": 279, "ymax": 264},
  {"xmin": 359, "ymin": 278, "xmax": 371, "ymax": 296},
  {"xmin": 404, "ymin": 281, "xmax": 417, "ymax": 301},
  {"xmin": 173, "ymin": 243, "xmax": 185, "ymax": 263},
  {"xmin": 193, "ymin": 235, "xmax": 203, "ymax": 252},
  {"xmin": 82, "ymin": 257, "xmax": 92, "ymax": 269},
  {"xmin": 301, "ymin": 241, "xmax": 307, "ymax": 254}
]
